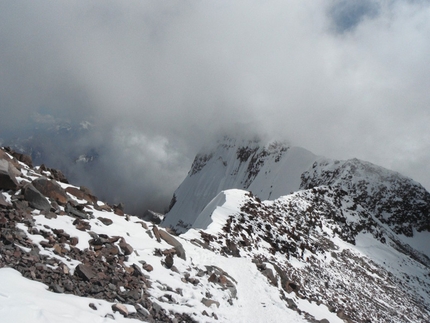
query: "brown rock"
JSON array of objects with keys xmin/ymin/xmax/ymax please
[
  {"xmin": 74, "ymin": 264, "xmax": 95, "ymax": 281},
  {"xmin": 98, "ymin": 217, "xmax": 113, "ymax": 226},
  {"xmin": 32, "ymin": 177, "xmax": 68, "ymax": 205},
  {"xmin": 0, "ymin": 159, "xmax": 20, "ymax": 190},
  {"xmin": 23, "ymin": 184, "xmax": 51, "ymax": 212},
  {"xmin": 165, "ymin": 254, "xmax": 174, "ymax": 269},
  {"xmin": 152, "ymin": 225, "xmax": 161, "ymax": 242},
  {"xmin": 112, "ymin": 303, "xmax": 128, "ymax": 316},
  {"xmin": 201, "ymin": 298, "xmax": 220, "ymax": 308},
  {"xmin": 70, "ymin": 237, "xmax": 79, "ymax": 246},
  {"xmin": 10, "ymin": 151, "xmax": 33, "ymax": 168},
  {"xmin": 158, "ymin": 229, "xmax": 186, "ymax": 260},
  {"xmin": 119, "ymin": 238, "xmax": 133, "ymax": 255},
  {"xmin": 65, "ymin": 186, "xmax": 97, "ymax": 204},
  {"xmin": 142, "ymin": 264, "xmax": 153, "ymax": 272}
]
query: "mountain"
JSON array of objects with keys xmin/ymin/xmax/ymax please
[
  {"xmin": 161, "ymin": 137, "xmax": 430, "ymax": 321},
  {"xmin": 162, "ymin": 137, "xmax": 318, "ymax": 232},
  {"xmin": 1, "ymin": 139, "xmax": 430, "ymax": 322}
]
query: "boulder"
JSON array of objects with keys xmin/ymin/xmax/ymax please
[
  {"xmin": 165, "ymin": 254, "xmax": 174, "ymax": 269},
  {"xmin": 10, "ymin": 151, "xmax": 33, "ymax": 168},
  {"xmin": 0, "ymin": 159, "xmax": 20, "ymax": 190},
  {"xmin": 119, "ymin": 238, "xmax": 134, "ymax": 255},
  {"xmin": 65, "ymin": 186, "xmax": 97, "ymax": 204},
  {"xmin": 141, "ymin": 210, "xmax": 164, "ymax": 224},
  {"xmin": 66, "ymin": 203, "xmax": 88, "ymax": 219},
  {"xmin": 98, "ymin": 217, "xmax": 113, "ymax": 226},
  {"xmin": 158, "ymin": 229, "xmax": 186, "ymax": 260},
  {"xmin": 32, "ymin": 177, "xmax": 68, "ymax": 205},
  {"xmin": 23, "ymin": 184, "xmax": 51, "ymax": 212},
  {"xmin": 39, "ymin": 164, "xmax": 68, "ymax": 183},
  {"xmin": 0, "ymin": 193, "xmax": 10, "ymax": 207},
  {"xmin": 112, "ymin": 303, "xmax": 129, "ymax": 316},
  {"xmin": 74, "ymin": 264, "xmax": 95, "ymax": 281},
  {"xmin": 201, "ymin": 298, "xmax": 220, "ymax": 308}
]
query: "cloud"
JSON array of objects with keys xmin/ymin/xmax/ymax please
[
  {"xmin": 1, "ymin": 1, "xmax": 430, "ymax": 212},
  {"xmin": 328, "ymin": 0, "xmax": 380, "ymax": 33}
]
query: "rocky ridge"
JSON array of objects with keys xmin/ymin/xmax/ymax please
[
  {"xmin": 2, "ymin": 141, "xmax": 430, "ymax": 323},
  {"xmin": 0, "ymin": 147, "xmax": 240, "ymax": 322},
  {"xmin": 182, "ymin": 188, "xmax": 430, "ymax": 322}
]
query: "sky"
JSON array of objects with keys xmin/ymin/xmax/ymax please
[{"xmin": 1, "ymin": 0, "xmax": 430, "ymax": 214}]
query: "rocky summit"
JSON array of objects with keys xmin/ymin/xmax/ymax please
[{"xmin": 1, "ymin": 140, "xmax": 430, "ymax": 323}]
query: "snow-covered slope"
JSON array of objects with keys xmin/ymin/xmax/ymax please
[
  {"xmin": 163, "ymin": 137, "xmax": 318, "ymax": 232},
  {"xmin": 182, "ymin": 187, "xmax": 430, "ymax": 323},
  {"xmin": 2, "ymin": 141, "xmax": 430, "ymax": 323},
  {"xmin": 0, "ymin": 147, "xmax": 322, "ymax": 323}
]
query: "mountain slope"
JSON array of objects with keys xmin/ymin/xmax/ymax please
[
  {"xmin": 163, "ymin": 137, "xmax": 318, "ymax": 232},
  {"xmin": 2, "ymin": 141, "xmax": 430, "ymax": 323},
  {"xmin": 0, "ymin": 147, "xmax": 321, "ymax": 323},
  {"xmin": 182, "ymin": 187, "xmax": 430, "ymax": 322}
]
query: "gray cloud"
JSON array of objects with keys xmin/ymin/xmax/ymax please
[
  {"xmin": 329, "ymin": 0, "xmax": 380, "ymax": 33},
  {"xmin": 1, "ymin": 1, "xmax": 430, "ymax": 213}
]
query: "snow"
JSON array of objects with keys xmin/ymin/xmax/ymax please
[
  {"xmin": 2, "ymin": 143, "xmax": 430, "ymax": 323},
  {"xmin": 0, "ymin": 268, "xmax": 142, "ymax": 323},
  {"xmin": 163, "ymin": 138, "xmax": 317, "ymax": 232},
  {"xmin": 399, "ymin": 229, "xmax": 430, "ymax": 259}
]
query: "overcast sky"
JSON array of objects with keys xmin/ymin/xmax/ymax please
[{"xmin": 1, "ymin": 0, "xmax": 430, "ymax": 213}]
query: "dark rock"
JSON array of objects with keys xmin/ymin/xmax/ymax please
[
  {"xmin": 89, "ymin": 303, "xmax": 97, "ymax": 310},
  {"xmin": 73, "ymin": 218, "xmax": 91, "ymax": 231},
  {"xmin": 119, "ymin": 238, "xmax": 133, "ymax": 255},
  {"xmin": 165, "ymin": 254, "xmax": 174, "ymax": 269},
  {"xmin": 63, "ymin": 281, "xmax": 74, "ymax": 292},
  {"xmin": 65, "ymin": 186, "xmax": 97, "ymax": 204},
  {"xmin": 66, "ymin": 203, "xmax": 88, "ymax": 219},
  {"xmin": 112, "ymin": 303, "xmax": 128, "ymax": 316},
  {"xmin": 69, "ymin": 237, "xmax": 79, "ymax": 246},
  {"xmin": 158, "ymin": 229, "xmax": 186, "ymax": 260},
  {"xmin": 32, "ymin": 177, "xmax": 68, "ymax": 205},
  {"xmin": 74, "ymin": 264, "xmax": 95, "ymax": 281},
  {"xmin": 98, "ymin": 217, "xmax": 113, "ymax": 226},
  {"xmin": 141, "ymin": 210, "xmax": 164, "ymax": 224},
  {"xmin": 42, "ymin": 165, "xmax": 68, "ymax": 183},
  {"xmin": 0, "ymin": 159, "xmax": 20, "ymax": 190},
  {"xmin": 10, "ymin": 151, "xmax": 33, "ymax": 168},
  {"xmin": 23, "ymin": 184, "xmax": 51, "ymax": 212},
  {"xmin": 285, "ymin": 280, "xmax": 300, "ymax": 294},
  {"xmin": 152, "ymin": 225, "xmax": 161, "ymax": 242},
  {"xmin": 0, "ymin": 193, "xmax": 10, "ymax": 207},
  {"xmin": 51, "ymin": 283, "xmax": 65, "ymax": 293},
  {"xmin": 142, "ymin": 264, "xmax": 153, "ymax": 272},
  {"xmin": 132, "ymin": 263, "xmax": 143, "ymax": 277}
]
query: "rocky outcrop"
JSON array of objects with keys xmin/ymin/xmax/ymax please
[
  {"xmin": 0, "ymin": 159, "xmax": 20, "ymax": 191},
  {"xmin": 158, "ymin": 229, "xmax": 186, "ymax": 260},
  {"xmin": 32, "ymin": 177, "xmax": 68, "ymax": 205},
  {"xmin": 23, "ymin": 184, "xmax": 51, "ymax": 212},
  {"xmin": 65, "ymin": 186, "xmax": 97, "ymax": 203}
]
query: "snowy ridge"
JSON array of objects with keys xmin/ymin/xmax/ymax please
[
  {"xmin": 301, "ymin": 158, "xmax": 430, "ymax": 236},
  {"xmin": 182, "ymin": 187, "xmax": 430, "ymax": 322},
  {"xmin": 163, "ymin": 137, "xmax": 317, "ymax": 232},
  {"xmin": 2, "ymin": 141, "xmax": 430, "ymax": 322},
  {"xmin": 0, "ymin": 147, "xmax": 327, "ymax": 323}
]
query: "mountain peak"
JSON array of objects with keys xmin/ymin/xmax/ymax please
[{"xmin": 163, "ymin": 138, "xmax": 317, "ymax": 233}]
